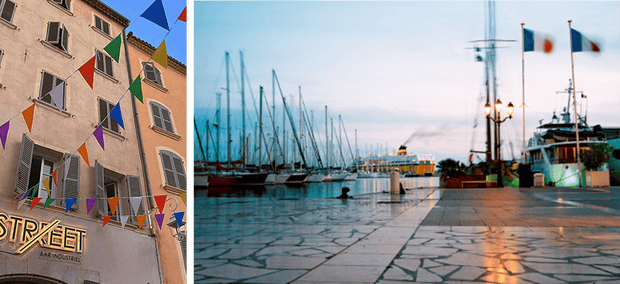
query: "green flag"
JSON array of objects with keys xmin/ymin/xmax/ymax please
[
  {"xmin": 129, "ymin": 75, "xmax": 143, "ymax": 103},
  {"xmin": 43, "ymin": 198, "xmax": 56, "ymax": 209},
  {"xmin": 104, "ymin": 35, "xmax": 122, "ymax": 63},
  {"xmin": 30, "ymin": 184, "xmax": 39, "ymax": 198}
]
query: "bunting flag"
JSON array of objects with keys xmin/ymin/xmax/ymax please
[
  {"xmin": 17, "ymin": 198, "xmax": 27, "ymax": 210},
  {"xmin": 108, "ymin": 197, "xmax": 120, "ymax": 216},
  {"xmin": 64, "ymin": 158, "xmax": 72, "ymax": 179},
  {"xmin": 21, "ymin": 188, "xmax": 32, "ymax": 201},
  {"xmin": 65, "ymin": 198, "xmax": 77, "ymax": 213},
  {"xmin": 130, "ymin": 197, "xmax": 142, "ymax": 215},
  {"xmin": 48, "ymin": 82, "xmax": 65, "ymax": 112},
  {"xmin": 30, "ymin": 184, "xmax": 38, "ymax": 199},
  {"xmin": 43, "ymin": 198, "xmax": 56, "ymax": 209},
  {"xmin": 102, "ymin": 216, "xmax": 112, "ymax": 227},
  {"xmin": 104, "ymin": 35, "xmax": 122, "ymax": 63},
  {"xmin": 30, "ymin": 198, "xmax": 42, "ymax": 210},
  {"xmin": 154, "ymin": 195, "xmax": 167, "ymax": 214},
  {"xmin": 22, "ymin": 104, "xmax": 36, "ymax": 133},
  {"xmin": 120, "ymin": 215, "xmax": 129, "ymax": 229},
  {"xmin": 42, "ymin": 177, "xmax": 52, "ymax": 198},
  {"xmin": 136, "ymin": 214, "xmax": 146, "ymax": 229},
  {"xmin": 77, "ymin": 143, "xmax": 90, "ymax": 166},
  {"xmin": 152, "ymin": 40, "xmax": 168, "ymax": 69},
  {"xmin": 571, "ymin": 29, "xmax": 601, "ymax": 53},
  {"xmin": 129, "ymin": 76, "xmax": 143, "ymax": 103},
  {"xmin": 141, "ymin": 0, "xmax": 170, "ymax": 30},
  {"xmin": 78, "ymin": 55, "xmax": 97, "ymax": 89},
  {"xmin": 155, "ymin": 213, "xmax": 165, "ymax": 230},
  {"xmin": 173, "ymin": 212, "xmax": 184, "ymax": 228},
  {"xmin": 523, "ymin": 28, "xmax": 553, "ymax": 53},
  {"xmin": 109, "ymin": 103, "xmax": 125, "ymax": 130},
  {"xmin": 86, "ymin": 198, "xmax": 97, "ymax": 214},
  {"xmin": 177, "ymin": 6, "xmax": 187, "ymax": 22},
  {"xmin": 52, "ymin": 170, "xmax": 58, "ymax": 187},
  {"xmin": 179, "ymin": 193, "xmax": 186, "ymax": 205},
  {"xmin": 0, "ymin": 121, "xmax": 9, "ymax": 150},
  {"xmin": 11, "ymin": 195, "xmax": 20, "ymax": 208},
  {"xmin": 93, "ymin": 125, "xmax": 105, "ymax": 150}
]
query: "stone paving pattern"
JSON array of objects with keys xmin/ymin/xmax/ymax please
[{"xmin": 196, "ymin": 187, "xmax": 620, "ymax": 283}]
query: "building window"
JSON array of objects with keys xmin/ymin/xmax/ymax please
[
  {"xmin": 96, "ymin": 50, "xmax": 113, "ymax": 77},
  {"xmin": 95, "ymin": 160, "xmax": 145, "ymax": 225},
  {"xmin": 150, "ymin": 102, "xmax": 174, "ymax": 133},
  {"xmin": 159, "ymin": 150, "xmax": 186, "ymax": 191},
  {"xmin": 15, "ymin": 134, "xmax": 80, "ymax": 209},
  {"xmin": 98, "ymin": 98, "xmax": 119, "ymax": 133},
  {"xmin": 143, "ymin": 62, "xmax": 163, "ymax": 86},
  {"xmin": 39, "ymin": 71, "xmax": 65, "ymax": 110},
  {"xmin": 51, "ymin": 0, "xmax": 70, "ymax": 10},
  {"xmin": 0, "ymin": 0, "xmax": 16, "ymax": 23},
  {"xmin": 0, "ymin": 49, "xmax": 3, "ymax": 67},
  {"xmin": 94, "ymin": 15, "xmax": 110, "ymax": 35},
  {"xmin": 45, "ymin": 22, "xmax": 69, "ymax": 52}
]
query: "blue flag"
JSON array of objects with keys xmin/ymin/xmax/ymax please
[
  {"xmin": 66, "ymin": 198, "xmax": 77, "ymax": 213},
  {"xmin": 109, "ymin": 103, "xmax": 125, "ymax": 129},
  {"xmin": 140, "ymin": 0, "xmax": 170, "ymax": 31},
  {"xmin": 174, "ymin": 212, "xmax": 185, "ymax": 228}
]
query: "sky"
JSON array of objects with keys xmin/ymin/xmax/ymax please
[
  {"xmin": 194, "ymin": 1, "xmax": 620, "ymax": 166},
  {"xmin": 100, "ymin": 0, "xmax": 187, "ymax": 64}
]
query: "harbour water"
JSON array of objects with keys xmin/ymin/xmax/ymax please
[{"xmin": 196, "ymin": 177, "xmax": 439, "ymax": 198}]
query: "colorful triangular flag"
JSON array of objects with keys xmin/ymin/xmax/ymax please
[
  {"xmin": 109, "ymin": 103, "xmax": 125, "ymax": 130},
  {"xmin": 78, "ymin": 143, "xmax": 90, "ymax": 166},
  {"xmin": 42, "ymin": 177, "xmax": 51, "ymax": 198},
  {"xmin": 179, "ymin": 193, "xmax": 186, "ymax": 205},
  {"xmin": 154, "ymin": 195, "xmax": 167, "ymax": 214},
  {"xmin": 21, "ymin": 187, "xmax": 32, "ymax": 201},
  {"xmin": 52, "ymin": 170, "xmax": 58, "ymax": 187},
  {"xmin": 120, "ymin": 215, "xmax": 129, "ymax": 229},
  {"xmin": 79, "ymin": 55, "xmax": 96, "ymax": 89},
  {"xmin": 64, "ymin": 158, "xmax": 71, "ymax": 179},
  {"xmin": 22, "ymin": 103, "xmax": 36, "ymax": 133},
  {"xmin": 102, "ymin": 216, "xmax": 112, "ymax": 227},
  {"xmin": 66, "ymin": 198, "xmax": 77, "ymax": 213},
  {"xmin": 140, "ymin": 0, "xmax": 170, "ymax": 30},
  {"xmin": 30, "ymin": 197, "xmax": 42, "ymax": 210},
  {"xmin": 173, "ymin": 212, "xmax": 184, "ymax": 228},
  {"xmin": 48, "ymin": 82, "xmax": 65, "ymax": 112},
  {"xmin": 0, "ymin": 121, "xmax": 10, "ymax": 150},
  {"xmin": 130, "ymin": 197, "xmax": 142, "ymax": 215},
  {"xmin": 86, "ymin": 198, "xmax": 97, "ymax": 214},
  {"xmin": 129, "ymin": 75, "xmax": 143, "ymax": 103},
  {"xmin": 10, "ymin": 194, "xmax": 20, "ymax": 208},
  {"xmin": 108, "ymin": 197, "xmax": 120, "ymax": 216},
  {"xmin": 93, "ymin": 125, "xmax": 105, "ymax": 150},
  {"xmin": 155, "ymin": 213, "xmax": 165, "ymax": 229},
  {"xmin": 152, "ymin": 39, "xmax": 168, "ymax": 69},
  {"xmin": 17, "ymin": 198, "xmax": 27, "ymax": 210},
  {"xmin": 136, "ymin": 214, "xmax": 146, "ymax": 229},
  {"xmin": 30, "ymin": 184, "xmax": 38, "ymax": 199},
  {"xmin": 104, "ymin": 35, "xmax": 122, "ymax": 63},
  {"xmin": 177, "ymin": 6, "xmax": 187, "ymax": 22},
  {"xmin": 43, "ymin": 198, "xmax": 56, "ymax": 209}
]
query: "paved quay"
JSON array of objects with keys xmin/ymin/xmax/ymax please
[{"xmin": 195, "ymin": 186, "xmax": 620, "ymax": 283}]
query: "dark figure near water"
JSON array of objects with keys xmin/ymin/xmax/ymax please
[{"xmin": 338, "ymin": 187, "xmax": 352, "ymax": 199}]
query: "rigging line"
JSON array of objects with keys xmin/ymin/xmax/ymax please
[
  {"xmin": 339, "ymin": 116, "xmax": 355, "ymax": 164},
  {"xmin": 242, "ymin": 67, "xmax": 273, "ymax": 166}
]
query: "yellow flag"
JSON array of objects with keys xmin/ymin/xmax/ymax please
[
  {"xmin": 151, "ymin": 39, "xmax": 168, "ymax": 69},
  {"xmin": 43, "ymin": 177, "xmax": 52, "ymax": 197},
  {"xmin": 180, "ymin": 193, "xmax": 186, "ymax": 205}
]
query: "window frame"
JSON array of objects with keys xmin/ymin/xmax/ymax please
[
  {"xmin": 0, "ymin": 0, "xmax": 16, "ymax": 24},
  {"xmin": 142, "ymin": 62, "xmax": 163, "ymax": 86},
  {"xmin": 93, "ymin": 14, "xmax": 110, "ymax": 36},
  {"xmin": 45, "ymin": 21, "xmax": 69, "ymax": 53},
  {"xmin": 39, "ymin": 71, "xmax": 65, "ymax": 110},
  {"xmin": 51, "ymin": 0, "xmax": 70, "ymax": 11},
  {"xmin": 104, "ymin": 180, "xmax": 120, "ymax": 221},
  {"xmin": 95, "ymin": 49, "xmax": 114, "ymax": 77},
  {"xmin": 98, "ymin": 98, "xmax": 120, "ymax": 133},
  {"xmin": 0, "ymin": 49, "xmax": 3, "ymax": 68},
  {"xmin": 94, "ymin": 160, "xmax": 144, "ymax": 227},
  {"xmin": 159, "ymin": 150, "xmax": 186, "ymax": 191},
  {"xmin": 149, "ymin": 102, "xmax": 175, "ymax": 134}
]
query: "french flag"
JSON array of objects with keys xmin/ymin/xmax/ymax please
[
  {"xmin": 571, "ymin": 29, "xmax": 601, "ymax": 52},
  {"xmin": 523, "ymin": 28, "xmax": 554, "ymax": 53}
]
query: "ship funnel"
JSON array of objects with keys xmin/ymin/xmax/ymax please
[{"xmin": 397, "ymin": 145, "xmax": 407, "ymax": 156}]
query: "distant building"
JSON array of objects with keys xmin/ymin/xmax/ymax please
[
  {"xmin": 0, "ymin": 0, "xmax": 165, "ymax": 283},
  {"xmin": 126, "ymin": 32, "xmax": 187, "ymax": 283}
]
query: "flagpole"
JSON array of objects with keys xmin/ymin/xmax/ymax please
[
  {"xmin": 568, "ymin": 20, "xmax": 583, "ymax": 188},
  {"xmin": 521, "ymin": 23, "xmax": 526, "ymax": 163}
]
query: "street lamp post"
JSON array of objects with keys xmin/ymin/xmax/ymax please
[{"xmin": 485, "ymin": 99, "xmax": 514, "ymax": 188}]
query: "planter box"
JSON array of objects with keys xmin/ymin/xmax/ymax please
[{"xmin": 586, "ymin": 170, "xmax": 610, "ymax": 187}]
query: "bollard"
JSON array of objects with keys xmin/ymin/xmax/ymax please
[
  {"xmin": 338, "ymin": 187, "xmax": 350, "ymax": 199},
  {"xmin": 390, "ymin": 168, "xmax": 400, "ymax": 194}
]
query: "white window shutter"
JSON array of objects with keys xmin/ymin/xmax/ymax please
[
  {"xmin": 127, "ymin": 175, "xmax": 144, "ymax": 225},
  {"xmin": 172, "ymin": 156, "xmax": 186, "ymax": 190},
  {"xmin": 46, "ymin": 22, "xmax": 61, "ymax": 44},
  {"xmin": 161, "ymin": 108, "xmax": 173, "ymax": 133},
  {"xmin": 95, "ymin": 160, "xmax": 106, "ymax": 217},
  {"xmin": 14, "ymin": 134, "xmax": 34, "ymax": 194},
  {"xmin": 160, "ymin": 151, "xmax": 177, "ymax": 188},
  {"xmin": 61, "ymin": 24, "xmax": 69, "ymax": 52},
  {"xmin": 62, "ymin": 154, "xmax": 80, "ymax": 209},
  {"xmin": 151, "ymin": 103, "xmax": 163, "ymax": 128}
]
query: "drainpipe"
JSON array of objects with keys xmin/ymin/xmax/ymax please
[{"xmin": 123, "ymin": 29, "xmax": 164, "ymax": 284}]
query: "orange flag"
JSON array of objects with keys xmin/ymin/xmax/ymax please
[
  {"xmin": 178, "ymin": 6, "xmax": 187, "ymax": 22},
  {"xmin": 79, "ymin": 55, "xmax": 96, "ymax": 89},
  {"xmin": 136, "ymin": 215, "xmax": 146, "ymax": 229},
  {"xmin": 102, "ymin": 216, "xmax": 112, "ymax": 227},
  {"xmin": 22, "ymin": 104, "xmax": 35, "ymax": 132},
  {"xmin": 108, "ymin": 197, "xmax": 120, "ymax": 216},
  {"xmin": 30, "ymin": 197, "xmax": 42, "ymax": 210},
  {"xmin": 154, "ymin": 195, "xmax": 167, "ymax": 214},
  {"xmin": 52, "ymin": 170, "xmax": 58, "ymax": 187},
  {"xmin": 77, "ymin": 143, "xmax": 90, "ymax": 166}
]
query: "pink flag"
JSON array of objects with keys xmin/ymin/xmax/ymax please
[
  {"xmin": 93, "ymin": 125, "xmax": 105, "ymax": 150},
  {"xmin": 0, "ymin": 121, "xmax": 9, "ymax": 150}
]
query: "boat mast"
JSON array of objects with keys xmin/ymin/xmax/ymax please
[
  {"xmin": 486, "ymin": 0, "xmax": 497, "ymax": 163},
  {"xmin": 325, "ymin": 106, "xmax": 329, "ymax": 170},
  {"xmin": 567, "ymin": 19, "xmax": 583, "ymax": 187},
  {"xmin": 240, "ymin": 51, "xmax": 246, "ymax": 171},
  {"xmin": 216, "ymin": 92, "xmax": 221, "ymax": 171},
  {"xmin": 355, "ymin": 129, "xmax": 358, "ymax": 173},
  {"xmin": 226, "ymin": 52, "xmax": 232, "ymax": 168},
  {"xmin": 258, "ymin": 86, "xmax": 263, "ymax": 171},
  {"xmin": 194, "ymin": 118, "xmax": 207, "ymax": 164},
  {"xmin": 299, "ymin": 86, "xmax": 303, "ymax": 168}
]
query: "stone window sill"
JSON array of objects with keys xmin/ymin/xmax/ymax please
[
  {"xmin": 40, "ymin": 40, "xmax": 73, "ymax": 59},
  {"xmin": 91, "ymin": 25, "xmax": 113, "ymax": 40},
  {"xmin": 0, "ymin": 17, "xmax": 17, "ymax": 30},
  {"xmin": 34, "ymin": 99, "xmax": 72, "ymax": 118},
  {"xmin": 143, "ymin": 77, "xmax": 168, "ymax": 93},
  {"xmin": 95, "ymin": 68, "xmax": 118, "ymax": 84},
  {"xmin": 163, "ymin": 184, "xmax": 186, "ymax": 195},
  {"xmin": 47, "ymin": 0, "xmax": 74, "ymax": 16},
  {"xmin": 151, "ymin": 125, "xmax": 181, "ymax": 141},
  {"xmin": 98, "ymin": 124, "xmax": 126, "ymax": 141}
]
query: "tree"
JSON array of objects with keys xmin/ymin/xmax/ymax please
[
  {"xmin": 582, "ymin": 143, "xmax": 613, "ymax": 170},
  {"xmin": 437, "ymin": 158, "xmax": 466, "ymax": 178}
]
